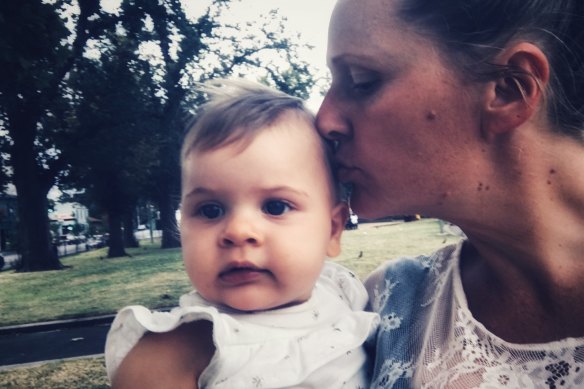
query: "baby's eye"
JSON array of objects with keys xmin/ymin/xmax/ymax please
[
  {"xmin": 197, "ymin": 203, "xmax": 224, "ymax": 219},
  {"xmin": 263, "ymin": 200, "xmax": 291, "ymax": 216}
]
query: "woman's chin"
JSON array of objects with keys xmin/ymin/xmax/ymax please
[
  {"xmin": 349, "ymin": 191, "xmax": 387, "ymax": 219},
  {"xmin": 350, "ymin": 190, "xmax": 412, "ymax": 220}
]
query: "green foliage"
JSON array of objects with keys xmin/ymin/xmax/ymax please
[
  {"xmin": 0, "ymin": 0, "xmax": 69, "ymax": 100},
  {"xmin": 63, "ymin": 32, "xmax": 159, "ymax": 219}
]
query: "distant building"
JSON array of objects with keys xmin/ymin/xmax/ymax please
[
  {"xmin": 50, "ymin": 202, "xmax": 90, "ymax": 241},
  {"xmin": 0, "ymin": 192, "xmax": 97, "ymax": 252}
]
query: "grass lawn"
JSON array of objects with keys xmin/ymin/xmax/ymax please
[
  {"xmin": 0, "ymin": 358, "xmax": 109, "ymax": 389},
  {"xmin": 0, "ymin": 240, "xmax": 189, "ymax": 327},
  {"xmin": 0, "ymin": 218, "xmax": 462, "ymax": 388}
]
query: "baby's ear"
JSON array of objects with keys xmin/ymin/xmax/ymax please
[
  {"xmin": 326, "ymin": 202, "xmax": 349, "ymax": 257},
  {"xmin": 480, "ymin": 42, "xmax": 549, "ymax": 138}
]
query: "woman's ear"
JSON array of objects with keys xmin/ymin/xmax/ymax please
[
  {"xmin": 326, "ymin": 202, "xmax": 349, "ymax": 257},
  {"xmin": 481, "ymin": 42, "xmax": 550, "ymax": 138}
]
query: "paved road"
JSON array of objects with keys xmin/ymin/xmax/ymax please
[{"xmin": 0, "ymin": 320, "xmax": 111, "ymax": 367}]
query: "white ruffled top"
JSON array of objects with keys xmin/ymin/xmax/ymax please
[{"xmin": 105, "ymin": 261, "xmax": 379, "ymax": 388}]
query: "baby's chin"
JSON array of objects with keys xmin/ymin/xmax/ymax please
[{"xmin": 219, "ymin": 297, "xmax": 309, "ymax": 313}]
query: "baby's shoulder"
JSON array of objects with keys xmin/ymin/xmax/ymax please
[{"xmin": 112, "ymin": 321, "xmax": 214, "ymax": 389}]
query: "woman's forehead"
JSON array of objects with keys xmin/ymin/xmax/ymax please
[
  {"xmin": 331, "ymin": 0, "xmax": 399, "ymax": 29},
  {"xmin": 327, "ymin": 0, "xmax": 421, "ymax": 66}
]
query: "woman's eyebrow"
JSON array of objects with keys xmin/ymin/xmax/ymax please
[{"xmin": 328, "ymin": 52, "xmax": 389, "ymax": 69}]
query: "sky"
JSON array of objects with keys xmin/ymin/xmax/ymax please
[
  {"xmin": 217, "ymin": 0, "xmax": 336, "ymax": 71},
  {"xmin": 190, "ymin": 0, "xmax": 338, "ymax": 109},
  {"xmin": 101, "ymin": 0, "xmax": 338, "ymax": 109},
  {"xmin": 101, "ymin": 0, "xmax": 337, "ymax": 69}
]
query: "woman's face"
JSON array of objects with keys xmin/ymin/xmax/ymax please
[{"xmin": 317, "ymin": 0, "xmax": 485, "ymax": 219}]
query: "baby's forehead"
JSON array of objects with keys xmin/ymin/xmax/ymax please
[
  {"xmin": 257, "ymin": 116, "xmax": 339, "ymax": 199},
  {"xmin": 219, "ymin": 111, "xmax": 323, "ymax": 153},
  {"xmin": 185, "ymin": 119, "xmax": 336, "ymax": 180}
]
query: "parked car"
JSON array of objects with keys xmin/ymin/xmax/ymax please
[{"xmin": 86, "ymin": 235, "xmax": 106, "ymax": 249}]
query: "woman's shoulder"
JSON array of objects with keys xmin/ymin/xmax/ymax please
[
  {"xmin": 364, "ymin": 242, "xmax": 461, "ymax": 313},
  {"xmin": 112, "ymin": 320, "xmax": 214, "ymax": 389},
  {"xmin": 365, "ymin": 242, "xmax": 460, "ymax": 286}
]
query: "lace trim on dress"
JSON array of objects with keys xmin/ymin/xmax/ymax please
[{"xmin": 416, "ymin": 241, "xmax": 584, "ymax": 388}]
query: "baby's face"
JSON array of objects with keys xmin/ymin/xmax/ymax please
[{"xmin": 180, "ymin": 114, "xmax": 346, "ymax": 312}]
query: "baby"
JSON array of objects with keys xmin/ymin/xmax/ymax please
[{"xmin": 105, "ymin": 80, "xmax": 379, "ymax": 388}]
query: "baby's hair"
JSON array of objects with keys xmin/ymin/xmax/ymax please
[
  {"xmin": 181, "ymin": 79, "xmax": 342, "ymax": 200},
  {"xmin": 182, "ymin": 79, "xmax": 314, "ymax": 160}
]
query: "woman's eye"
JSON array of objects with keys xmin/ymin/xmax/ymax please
[
  {"xmin": 197, "ymin": 203, "xmax": 224, "ymax": 219},
  {"xmin": 352, "ymin": 79, "xmax": 379, "ymax": 93},
  {"xmin": 348, "ymin": 68, "xmax": 380, "ymax": 96},
  {"xmin": 351, "ymin": 76, "xmax": 379, "ymax": 94},
  {"xmin": 263, "ymin": 200, "xmax": 291, "ymax": 216}
]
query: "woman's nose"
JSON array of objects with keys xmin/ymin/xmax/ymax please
[
  {"xmin": 219, "ymin": 213, "xmax": 262, "ymax": 247},
  {"xmin": 315, "ymin": 90, "xmax": 351, "ymax": 141}
]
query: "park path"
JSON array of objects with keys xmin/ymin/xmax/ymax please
[{"xmin": 0, "ymin": 316, "xmax": 113, "ymax": 369}]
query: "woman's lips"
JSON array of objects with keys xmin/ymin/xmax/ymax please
[{"xmin": 335, "ymin": 163, "xmax": 357, "ymax": 182}]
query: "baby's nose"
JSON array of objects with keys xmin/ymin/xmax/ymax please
[{"xmin": 219, "ymin": 214, "xmax": 262, "ymax": 247}]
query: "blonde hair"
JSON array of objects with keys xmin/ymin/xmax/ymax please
[
  {"xmin": 181, "ymin": 79, "xmax": 315, "ymax": 161},
  {"xmin": 181, "ymin": 79, "xmax": 342, "ymax": 200}
]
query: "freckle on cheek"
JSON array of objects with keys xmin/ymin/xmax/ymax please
[
  {"xmin": 426, "ymin": 110, "xmax": 437, "ymax": 120},
  {"xmin": 438, "ymin": 191, "xmax": 450, "ymax": 206}
]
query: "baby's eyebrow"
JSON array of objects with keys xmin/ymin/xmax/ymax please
[
  {"xmin": 184, "ymin": 186, "xmax": 309, "ymax": 199},
  {"xmin": 263, "ymin": 186, "xmax": 309, "ymax": 199},
  {"xmin": 184, "ymin": 187, "xmax": 215, "ymax": 199}
]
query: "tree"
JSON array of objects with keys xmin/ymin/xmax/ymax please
[
  {"xmin": 0, "ymin": 0, "xmax": 317, "ymax": 266},
  {"xmin": 62, "ymin": 0, "xmax": 316, "ymax": 257},
  {"xmin": 131, "ymin": 2, "xmax": 317, "ymax": 249},
  {"xmin": 0, "ymin": 0, "xmax": 110, "ymax": 271},
  {"xmin": 63, "ymin": 31, "xmax": 159, "ymax": 258}
]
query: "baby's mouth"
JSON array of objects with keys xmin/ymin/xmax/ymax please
[{"xmin": 219, "ymin": 265, "xmax": 270, "ymax": 285}]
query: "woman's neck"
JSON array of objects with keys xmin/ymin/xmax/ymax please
[{"xmin": 455, "ymin": 129, "xmax": 584, "ymax": 343}]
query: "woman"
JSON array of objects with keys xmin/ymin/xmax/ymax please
[{"xmin": 317, "ymin": 0, "xmax": 584, "ymax": 387}]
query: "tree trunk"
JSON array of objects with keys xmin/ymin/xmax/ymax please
[
  {"xmin": 14, "ymin": 184, "xmax": 61, "ymax": 271},
  {"xmin": 156, "ymin": 107, "xmax": 182, "ymax": 250},
  {"xmin": 107, "ymin": 210, "xmax": 127, "ymax": 258},
  {"xmin": 159, "ymin": 186, "xmax": 180, "ymax": 249},
  {"xmin": 11, "ymin": 116, "xmax": 62, "ymax": 272},
  {"xmin": 123, "ymin": 210, "xmax": 139, "ymax": 248}
]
